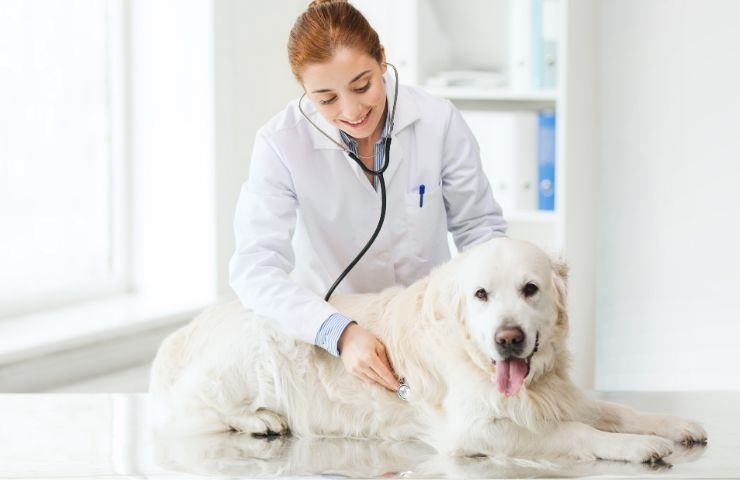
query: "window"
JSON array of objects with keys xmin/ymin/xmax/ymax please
[{"xmin": 0, "ymin": 0, "xmax": 127, "ymax": 316}]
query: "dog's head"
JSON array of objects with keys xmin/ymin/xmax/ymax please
[{"xmin": 426, "ymin": 237, "xmax": 569, "ymax": 397}]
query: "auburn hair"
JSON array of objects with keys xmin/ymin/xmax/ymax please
[{"xmin": 287, "ymin": 0, "xmax": 383, "ymax": 82}]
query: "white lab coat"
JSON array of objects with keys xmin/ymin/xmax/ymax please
[{"xmin": 229, "ymin": 72, "xmax": 507, "ymax": 344}]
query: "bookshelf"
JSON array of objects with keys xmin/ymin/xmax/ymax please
[
  {"xmin": 356, "ymin": 0, "xmax": 568, "ymax": 252},
  {"xmin": 423, "ymin": 87, "xmax": 558, "ymax": 103},
  {"xmin": 356, "ymin": 0, "xmax": 598, "ymax": 388}
]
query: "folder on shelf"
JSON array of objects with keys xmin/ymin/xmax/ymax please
[
  {"xmin": 539, "ymin": 0, "xmax": 559, "ymax": 89},
  {"xmin": 531, "ymin": 0, "xmax": 543, "ymax": 89},
  {"xmin": 461, "ymin": 110, "xmax": 538, "ymax": 214},
  {"xmin": 522, "ymin": 0, "xmax": 559, "ymax": 90},
  {"xmin": 537, "ymin": 110, "xmax": 556, "ymax": 211},
  {"xmin": 508, "ymin": 0, "xmax": 533, "ymax": 90}
]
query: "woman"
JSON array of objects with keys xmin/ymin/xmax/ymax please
[{"xmin": 229, "ymin": 0, "xmax": 506, "ymax": 393}]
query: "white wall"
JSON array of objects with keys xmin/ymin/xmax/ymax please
[
  {"xmin": 596, "ymin": 0, "xmax": 740, "ymax": 390},
  {"xmin": 129, "ymin": 0, "xmax": 217, "ymax": 301},
  {"xmin": 129, "ymin": 0, "xmax": 309, "ymax": 300},
  {"xmin": 561, "ymin": 0, "xmax": 599, "ymax": 390},
  {"xmin": 213, "ymin": 1, "xmax": 304, "ymax": 294}
]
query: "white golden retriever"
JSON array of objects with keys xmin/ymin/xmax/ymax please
[{"xmin": 150, "ymin": 237, "xmax": 706, "ymax": 463}]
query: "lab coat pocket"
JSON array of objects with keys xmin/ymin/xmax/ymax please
[{"xmin": 404, "ymin": 182, "xmax": 447, "ymax": 261}]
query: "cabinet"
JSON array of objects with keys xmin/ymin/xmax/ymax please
[{"xmin": 355, "ymin": 0, "xmax": 598, "ymax": 388}]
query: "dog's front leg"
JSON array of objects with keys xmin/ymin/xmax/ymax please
[
  {"xmin": 431, "ymin": 418, "xmax": 675, "ymax": 464},
  {"xmin": 580, "ymin": 399, "xmax": 707, "ymax": 446},
  {"xmin": 530, "ymin": 421, "xmax": 676, "ymax": 463}
]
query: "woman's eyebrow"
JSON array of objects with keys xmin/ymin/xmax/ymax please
[
  {"xmin": 349, "ymin": 70, "xmax": 372, "ymax": 83},
  {"xmin": 311, "ymin": 70, "xmax": 372, "ymax": 94}
]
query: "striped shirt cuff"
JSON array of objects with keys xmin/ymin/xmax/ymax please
[{"xmin": 315, "ymin": 313, "xmax": 355, "ymax": 357}]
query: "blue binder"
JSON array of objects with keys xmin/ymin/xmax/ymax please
[{"xmin": 537, "ymin": 111, "xmax": 556, "ymax": 211}]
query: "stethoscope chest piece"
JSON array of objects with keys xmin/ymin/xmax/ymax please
[{"xmin": 397, "ymin": 377, "xmax": 411, "ymax": 401}]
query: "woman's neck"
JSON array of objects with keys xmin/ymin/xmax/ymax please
[{"xmin": 353, "ymin": 101, "xmax": 389, "ymax": 151}]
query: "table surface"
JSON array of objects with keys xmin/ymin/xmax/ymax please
[{"xmin": 1, "ymin": 391, "xmax": 738, "ymax": 479}]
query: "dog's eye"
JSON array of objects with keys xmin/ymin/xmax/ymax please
[
  {"xmin": 474, "ymin": 288, "xmax": 488, "ymax": 302},
  {"xmin": 522, "ymin": 282, "xmax": 539, "ymax": 298}
]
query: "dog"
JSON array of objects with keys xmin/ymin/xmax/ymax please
[{"xmin": 150, "ymin": 237, "xmax": 707, "ymax": 463}]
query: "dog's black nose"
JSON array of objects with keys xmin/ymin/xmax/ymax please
[{"xmin": 495, "ymin": 327, "xmax": 526, "ymax": 357}]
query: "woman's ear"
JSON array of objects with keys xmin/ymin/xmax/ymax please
[{"xmin": 379, "ymin": 45, "xmax": 387, "ymax": 73}]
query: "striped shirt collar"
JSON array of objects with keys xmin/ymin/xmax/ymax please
[{"xmin": 338, "ymin": 104, "xmax": 391, "ymax": 191}]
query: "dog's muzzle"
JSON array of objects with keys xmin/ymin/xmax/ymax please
[
  {"xmin": 494, "ymin": 326, "xmax": 526, "ymax": 357},
  {"xmin": 491, "ymin": 331, "xmax": 540, "ymax": 397}
]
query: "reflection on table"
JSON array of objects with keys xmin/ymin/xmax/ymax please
[{"xmin": 1, "ymin": 392, "xmax": 735, "ymax": 479}]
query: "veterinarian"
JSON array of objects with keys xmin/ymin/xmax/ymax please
[{"xmin": 229, "ymin": 0, "xmax": 507, "ymax": 393}]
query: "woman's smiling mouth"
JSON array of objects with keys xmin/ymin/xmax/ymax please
[{"xmin": 341, "ymin": 109, "xmax": 371, "ymax": 129}]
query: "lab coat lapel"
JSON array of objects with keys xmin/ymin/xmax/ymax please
[
  {"xmin": 380, "ymin": 71, "xmax": 419, "ymax": 186},
  {"xmin": 303, "ymin": 98, "xmax": 344, "ymax": 151},
  {"xmin": 302, "ymin": 100, "xmax": 373, "ymax": 191},
  {"xmin": 380, "ymin": 133, "xmax": 402, "ymax": 187}
]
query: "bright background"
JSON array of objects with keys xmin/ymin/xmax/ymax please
[{"xmin": 1, "ymin": 0, "xmax": 739, "ymax": 392}]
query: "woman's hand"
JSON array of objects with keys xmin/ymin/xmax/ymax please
[{"xmin": 337, "ymin": 323, "xmax": 399, "ymax": 392}]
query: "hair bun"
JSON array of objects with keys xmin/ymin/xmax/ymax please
[{"xmin": 308, "ymin": 0, "xmax": 347, "ymax": 9}]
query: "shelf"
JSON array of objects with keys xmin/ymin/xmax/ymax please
[
  {"xmin": 505, "ymin": 209, "xmax": 558, "ymax": 224},
  {"xmin": 422, "ymin": 85, "xmax": 558, "ymax": 103}
]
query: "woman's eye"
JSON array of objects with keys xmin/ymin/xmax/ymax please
[
  {"xmin": 354, "ymin": 82, "xmax": 370, "ymax": 93},
  {"xmin": 474, "ymin": 288, "xmax": 488, "ymax": 302},
  {"xmin": 319, "ymin": 96, "xmax": 337, "ymax": 105},
  {"xmin": 522, "ymin": 282, "xmax": 539, "ymax": 298}
]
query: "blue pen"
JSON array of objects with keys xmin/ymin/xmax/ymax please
[{"xmin": 418, "ymin": 184, "xmax": 425, "ymax": 208}]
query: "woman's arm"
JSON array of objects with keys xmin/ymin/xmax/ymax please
[
  {"xmin": 440, "ymin": 104, "xmax": 508, "ymax": 251},
  {"xmin": 229, "ymin": 130, "xmax": 337, "ymax": 345}
]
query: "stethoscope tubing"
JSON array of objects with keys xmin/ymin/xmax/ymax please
[
  {"xmin": 297, "ymin": 63, "xmax": 399, "ymax": 301},
  {"xmin": 323, "ymin": 138, "xmax": 391, "ymax": 301}
]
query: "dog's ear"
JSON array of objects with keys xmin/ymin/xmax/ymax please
[
  {"xmin": 549, "ymin": 253, "xmax": 569, "ymax": 327},
  {"xmin": 421, "ymin": 264, "xmax": 465, "ymax": 324}
]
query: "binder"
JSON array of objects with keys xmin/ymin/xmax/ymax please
[
  {"xmin": 461, "ymin": 110, "xmax": 538, "ymax": 213},
  {"xmin": 531, "ymin": 0, "xmax": 543, "ymax": 89},
  {"xmin": 541, "ymin": 0, "xmax": 559, "ymax": 89},
  {"xmin": 537, "ymin": 110, "xmax": 556, "ymax": 211},
  {"xmin": 532, "ymin": 0, "xmax": 559, "ymax": 89},
  {"xmin": 508, "ymin": 0, "xmax": 533, "ymax": 90}
]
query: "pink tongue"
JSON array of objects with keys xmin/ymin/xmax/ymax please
[{"xmin": 496, "ymin": 358, "xmax": 528, "ymax": 397}]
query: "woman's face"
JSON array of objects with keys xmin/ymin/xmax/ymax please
[{"xmin": 301, "ymin": 47, "xmax": 387, "ymax": 141}]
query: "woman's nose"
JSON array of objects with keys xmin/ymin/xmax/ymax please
[{"xmin": 339, "ymin": 98, "xmax": 364, "ymax": 121}]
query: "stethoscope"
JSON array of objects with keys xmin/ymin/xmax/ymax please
[
  {"xmin": 298, "ymin": 63, "xmax": 411, "ymax": 401},
  {"xmin": 298, "ymin": 62, "xmax": 400, "ymax": 303}
]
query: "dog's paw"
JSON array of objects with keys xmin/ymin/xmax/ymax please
[
  {"xmin": 613, "ymin": 434, "xmax": 674, "ymax": 464},
  {"xmin": 209, "ymin": 431, "xmax": 291, "ymax": 460},
  {"xmin": 654, "ymin": 416, "xmax": 707, "ymax": 446},
  {"xmin": 229, "ymin": 409, "xmax": 290, "ymax": 437}
]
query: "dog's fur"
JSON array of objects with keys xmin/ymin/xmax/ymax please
[{"xmin": 150, "ymin": 237, "xmax": 706, "ymax": 463}]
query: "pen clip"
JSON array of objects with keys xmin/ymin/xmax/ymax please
[{"xmin": 418, "ymin": 184, "xmax": 425, "ymax": 208}]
